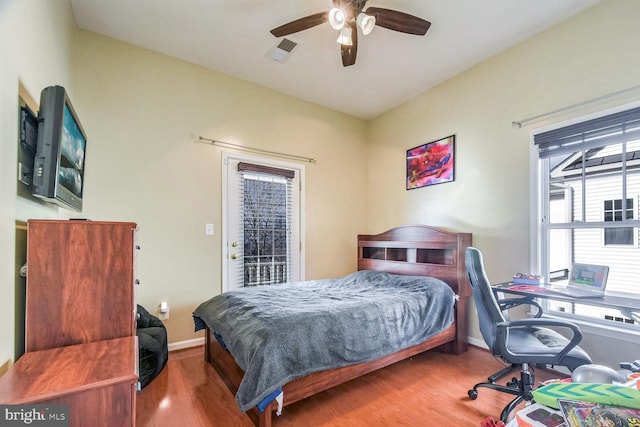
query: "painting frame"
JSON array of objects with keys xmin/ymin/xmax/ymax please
[{"xmin": 406, "ymin": 135, "xmax": 455, "ymax": 190}]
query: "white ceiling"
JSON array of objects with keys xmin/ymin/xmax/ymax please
[{"xmin": 70, "ymin": 0, "xmax": 601, "ymax": 120}]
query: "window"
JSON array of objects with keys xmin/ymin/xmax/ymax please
[
  {"xmin": 534, "ymin": 105, "xmax": 640, "ymax": 326},
  {"xmin": 603, "ymin": 198, "xmax": 634, "ymax": 245},
  {"xmin": 240, "ymin": 165, "xmax": 292, "ymax": 286},
  {"xmin": 222, "ymin": 153, "xmax": 304, "ymax": 292}
]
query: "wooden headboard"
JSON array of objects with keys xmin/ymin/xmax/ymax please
[{"xmin": 357, "ymin": 225, "xmax": 472, "ymax": 354}]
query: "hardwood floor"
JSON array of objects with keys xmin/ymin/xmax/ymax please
[{"xmin": 136, "ymin": 345, "xmax": 560, "ymax": 426}]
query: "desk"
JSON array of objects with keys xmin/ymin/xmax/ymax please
[{"xmin": 492, "ymin": 282, "xmax": 640, "ymax": 320}]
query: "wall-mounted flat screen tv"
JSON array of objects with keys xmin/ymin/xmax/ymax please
[{"xmin": 32, "ymin": 85, "xmax": 87, "ymax": 212}]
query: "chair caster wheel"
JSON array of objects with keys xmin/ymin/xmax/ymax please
[
  {"xmin": 468, "ymin": 389, "xmax": 478, "ymax": 400},
  {"xmin": 507, "ymin": 377, "xmax": 520, "ymax": 388}
]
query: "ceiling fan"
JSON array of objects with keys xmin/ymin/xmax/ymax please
[{"xmin": 270, "ymin": 0, "xmax": 431, "ymax": 67}]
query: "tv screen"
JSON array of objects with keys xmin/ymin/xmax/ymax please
[{"xmin": 32, "ymin": 86, "xmax": 87, "ymax": 212}]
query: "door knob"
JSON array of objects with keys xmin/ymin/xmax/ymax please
[{"xmin": 231, "ymin": 253, "xmax": 238, "ymax": 260}]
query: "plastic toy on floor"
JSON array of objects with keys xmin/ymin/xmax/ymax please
[{"xmin": 481, "ymin": 416, "xmax": 506, "ymax": 427}]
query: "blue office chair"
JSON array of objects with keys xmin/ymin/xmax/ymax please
[{"xmin": 465, "ymin": 247, "xmax": 592, "ymax": 422}]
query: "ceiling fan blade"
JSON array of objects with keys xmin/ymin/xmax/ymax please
[
  {"xmin": 364, "ymin": 7, "xmax": 431, "ymax": 35},
  {"xmin": 341, "ymin": 22, "xmax": 358, "ymax": 67},
  {"xmin": 270, "ymin": 11, "xmax": 329, "ymax": 37}
]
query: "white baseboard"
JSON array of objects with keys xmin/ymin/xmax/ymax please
[
  {"xmin": 467, "ymin": 336, "xmax": 488, "ymax": 349},
  {"xmin": 168, "ymin": 337, "xmax": 204, "ymax": 352}
]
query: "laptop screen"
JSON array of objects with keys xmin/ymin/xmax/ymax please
[{"xmin": 568, "ymin": 263, "xmax": 609, "ymax": 292}]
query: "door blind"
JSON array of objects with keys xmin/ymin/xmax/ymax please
[{"xmin": 236, "ymin": 163, "xmax": 294, "ymax": 287}]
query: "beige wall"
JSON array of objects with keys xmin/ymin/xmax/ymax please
[
  {"xmin": 368, "ymin": 0, "xmax": 640, "ymax": 358},
  {"xmin": 72, "ymin": 31, "xmax": 369, "ymax": 343},
  {"xmin": 0, "ymin": 0, "xmax": 77, "ymax": 364},
  {"xmin": 1, "ymin": 0, "xmax": 367, "ymax": 357}
]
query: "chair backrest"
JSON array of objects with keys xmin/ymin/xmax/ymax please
[{"xmin": 465, "ymin": 247, "xmax": 507, "ymax": 354}]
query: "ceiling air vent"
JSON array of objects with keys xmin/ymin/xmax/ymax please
[{"xmin": 267, "ymin": 38, "xmax": 300, "ymax": 63}]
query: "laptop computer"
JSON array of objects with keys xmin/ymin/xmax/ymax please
[{"xmin": 546, "ymin": 263, "xmax": 609, "ymax": 298}]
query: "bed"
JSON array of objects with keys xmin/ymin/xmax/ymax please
[{"xmin": 193, "ymin": 225, "xmax": 472, "ymax": 427}]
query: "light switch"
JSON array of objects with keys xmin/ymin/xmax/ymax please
[{"xmin": 205, "ymin": 223, "xmax": 214, "ymax": 236}]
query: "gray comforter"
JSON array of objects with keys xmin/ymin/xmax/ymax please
[{"xmin": 192, "ymin": 269, "xmax": 456, "ymax": 412}]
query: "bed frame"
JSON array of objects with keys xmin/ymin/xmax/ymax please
[{"xmin": 204, "ymin": 225, "xmax": 472, "ymax": 427}]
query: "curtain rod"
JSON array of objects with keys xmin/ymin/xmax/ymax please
[
  {"xmin": 198, "ymin": 136, "xmax": 316, "ymax": 164},
  {"xmin": 512, "ymin": 83, "xmax": 640, "ymax": 128}
]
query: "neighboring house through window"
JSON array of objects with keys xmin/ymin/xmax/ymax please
[{"xmin": 603, "ymin": 198, "xmax": 634, "ymax": 246}]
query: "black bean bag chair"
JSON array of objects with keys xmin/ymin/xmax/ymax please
[{"xmin": 136, "ymin": 304, "xmax": 168, "ymax": 389}]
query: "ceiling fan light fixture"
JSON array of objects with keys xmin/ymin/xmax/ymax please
[
  {"xmin": 328, "ymin": 8, "xmax": 345, "ymax": 30},
  {"xmin": 269, "ymin": 1, "xmax": 431, "ymax": 67},
  {"xmin": 356, "ymin": 13, "xmax": 375, "ymax": 35},
  {"xmin": 336, "ymin": 26, "xmax": 353, "ymax": 46}
]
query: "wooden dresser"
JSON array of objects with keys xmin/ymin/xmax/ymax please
[
  {"xmin": 0, "ymin": 220, "xmax": 139, "ymax": 426},
  {"xmin": 25, "ymin": 219, "xmax": 138, "ymax": 351}
]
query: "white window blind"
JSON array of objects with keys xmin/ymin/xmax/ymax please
[{"xmin": 236, "ymin": 162, "xmax": 294, "ymax": 287}]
